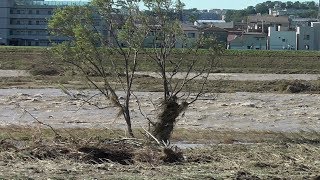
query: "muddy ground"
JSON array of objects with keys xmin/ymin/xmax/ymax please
[
  {"xmin": 0, "ymin": 70, "xmax": 320, "ymax": 131},
  {"xmin": 1, "ymin": 88, "xmax": 320, "ymax": 132}
]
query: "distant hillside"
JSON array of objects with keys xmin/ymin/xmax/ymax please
[{"xmin": 225, "ymin": 1, "xmax": 319, "ymax": 22}]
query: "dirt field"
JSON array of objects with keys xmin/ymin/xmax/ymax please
[
  {"xmin": 1, "ymin": 88, "xmax": 320, "ymax": 133},
  {"xmin": 1, "ymin": 70, "xmax": 320, "ymax": 179}
]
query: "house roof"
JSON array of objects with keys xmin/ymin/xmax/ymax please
[
  {"xmin": 291, "ymin": 18, "xmax": 318, "ymax": 22},
  {"xmin": 181, "ymin": 24, "xmax": 198, "ymax": 31},
  {"xmin": 196, "ymin": 20, "xmax": 226, "ymax": 23},
  {"xmin": 201, "ymin": 26, "xmax": 228, "ymax": 32},
  {"xmin": 227, "ymin": 34, "xmax": 238, "ymax": 42},
  {"xmin": 248, "ymin": 15, "xmax": 289, "ymax": 24}
]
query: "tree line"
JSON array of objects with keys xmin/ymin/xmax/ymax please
[{"xmin": 225, "ymin": 1, "xmax": 319, "ymax": 22}]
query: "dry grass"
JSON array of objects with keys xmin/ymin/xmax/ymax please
[
  {"xmin": 2, "ymin": 47, "xmax": 320, "ymax": 74},
  {"xmin": 0, "ymin": 127, "xmax": 320, "ymax": 179},
  {"xmin": 1, "ymin": 75, "xmax": 320, "ymax": 94}
]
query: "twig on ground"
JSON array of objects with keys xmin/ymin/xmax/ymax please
[{"xmin": 17, "ymin": 104, "xmax": 60, "ymax": 138}]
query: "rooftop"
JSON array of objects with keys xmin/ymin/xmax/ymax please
[
  {"xmin": 248, "ymin": 15, "xmax": 289, "ymax": 24},
  {"xmin": 14, "ymin": 0, "xmax": 90, "ymax": 6}
]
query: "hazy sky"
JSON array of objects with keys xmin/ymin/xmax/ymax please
[
  {"xmin": 182, "ymin": 0, "xmax": 313, "ymax": 10},
  {"xmin": 50, "ymin": 0, "xmax": 314, "ymax": 10}
]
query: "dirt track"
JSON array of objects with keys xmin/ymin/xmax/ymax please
[
  {"xmin": 0, "ymin": 70, "xmax": 30, "ymax": 77},
  {"xmin": 1, "ymin": 88, "xmax": 319, "ymax": 132},
  {"xmin": 136, "ymin": 72, "xmax": 320, "ymax": 81},
  {"xmin": 1, "ymin": 70, "xmax": 320, "ymax": 81}
]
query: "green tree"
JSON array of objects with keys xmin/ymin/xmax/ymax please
[
  {"xmin": 298, "ymin": 10, "xmax": 318, "ymax": 18},
  {"xmin": 293, "ymin": 1, "xmax": 301, "ymax": 9},
  {"xmin": 280, "ymin": 2, "xmax": 287, "ymax": 9},
  {"xmin": 255, "ymin": 3, "xmax": 269, "ymax": 14},
  {"xmin": 49, "ymin": 0, "xmax": 222, "ymax": 142},
  {"xmin": 141, "ymin": 0, "xmax": 222, "ymax": 142},
  {"xmin": 286, "ymin": 1, "xmax": 294, "ymax": 9},
  {"xmin": 49, "ymin": 1, "xmax": 148, "ymax": 137},
  {"xmin": 225, "ymin": 10, "xmax": 248, "ymax": 22},
  {"xmin": 246, "ymin": 6, "xmax": 256, "ymax": 14},
  {"xmin": 305, "ymin": 1, "xmax": 317, "ymax": 10}
]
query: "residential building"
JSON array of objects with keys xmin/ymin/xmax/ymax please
[
  {"xmin": 268, "ymin": 26, "xmax": 296, "ymax": 50},
  {"xmin": 175, "ymin": 24, "xmax": 199, "ymax": 48},
  {"xmin": 269, "ymin": 8, "xmax": 310, "ymax": 17},
  {"xmin": 228, "ymin": 33, "xmax": 267, "ymax": 50},
  {"xmin": 296, "ymin": 22, "xmax": 320, "ymax": 50},
  {"xmin": 0, "ymin": 0, "xmax": 90, "ymax": 46},
  {"xmin": 247, "ymin": 14, "xmax": 290, "ymax": 33},
  {"xmin": 290, "ymin": 18, "xmax": 318, "ymax": 29},
  {"xmin": 200, "ymin": 25, "xmax": 228, "ymax": 47},
  {"xmin": 194, "ymin": 20, "xmax": 233, "ymax": 28}
]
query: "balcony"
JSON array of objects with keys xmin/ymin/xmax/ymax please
[
  {"xmin": 9, "ymin": 24, "xmax": 47, "ymax": 30},
  {"xmin": 10, "ymin": 14, "xmax": 51, "ymax": 19},
  {"xmin": 9, "ymin": 35, "xmax": 69, "ymax": 41}
]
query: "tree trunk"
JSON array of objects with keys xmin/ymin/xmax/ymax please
[
  {"xmin": 123, "ymin": 107, "xmax": 134, "ymax": 137},
  {"xmin": 153, "ymin": 97, "xmax": 187, "ymax": 142}
]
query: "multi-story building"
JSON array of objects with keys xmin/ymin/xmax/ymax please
[
  {"xmin": 0, "ymin": 0, "xmax": 89, "ymax": 46},
  {"xmin": 290, "ymin": 18, "xmax": 318, "ymax": 29},
  {"xmin": 268, "ymin": 26, "xmax": 296, "ymax": 50},
  {"xmin": 247, "ymin": 14, "xmax": 290, "ymax": 34},
  {"xmin": 228, "ymin": 32, "xmax": 267, "ymax": 50},
  {"xmin": 296, "ymin": 22, "xmax": 320, "ymax": 50},
  {"xmin": 269, "ymin": 8, "xmax": 311, "ymax": 17}
]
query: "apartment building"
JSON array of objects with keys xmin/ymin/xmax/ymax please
[
  {"xmin": 296, "ymin": 22, "xmax": 320, "ymax": 50},
  {"xmin": 0, "ymin": 0, "xmax": 89, "ymax": 46},
  {"xmin": 268, "ymin": 26, "xmax": 297, "ymax": 50}
]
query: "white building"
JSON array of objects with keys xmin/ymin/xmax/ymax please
[
  {"xmin": 228, "ymin": 33, "xmax": 267, "ymax": 50},
  {"xmin": 297, "ymin": 22, "xmax": 320, "ymax": 50},
  {"xmin": 268, "ymin": 26, "xmax": 296, "ymax": 50},
  {"xmin": 194, "ymin": 20, "xmax": 234, "ymax": 29}
]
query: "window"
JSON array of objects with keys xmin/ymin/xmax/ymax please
[
  {"xmin": 48, "ymin": 10, "xmax": 52, "ymax": 15},
  {"xmin": 17, "ymin": 20, "xmax": 20, "ymax": 25},
  {"xmin": 36, "ymin": 10, "xmax": 39, "ymax": 14},
  {"xmin": 28, "ymin": 21, "xmax": 32, "ymax": 25},
  {"xmin": 29, "ymin": 10, "xmax": 32, "ymax": 14},
  {"xmin": 304, "ymin": 35, "xmax": 310, "ymax": 40},
  {"xmin": 10, "ymin": 9, "xmax": 13, "ymax": 14},
  {"xmin": 282, "ymin": 39, "xmax": 285, "ymax": 42},
  {"xmin": 17, "ymin": 10, "xmax": 20, "ymax": 14},
  {"xmin": 36, "ymin": 21, "xmax": 39, "ymax": 25},
  {"xmin": 305, "ymin": 45, "xmax": 310, "ymax": 50},
  {"xmin": 149, "ymin": 31, "xmax": 155, "ymax": 36},
  {"xmin": 187, "ymin": 33, "xmax": 196, "ymax": 38}
]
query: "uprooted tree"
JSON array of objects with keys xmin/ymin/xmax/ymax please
[{"xmin": 49, "ymin": 0, "xmax": 222, "ymax": 142}]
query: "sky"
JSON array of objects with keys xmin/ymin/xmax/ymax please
[
  {"xmin": 49, "ymin": 0, "xmax": 314, "ymax": 10},
  {"xmin": 182, "ymin": 0, "xmax": 313, "ymax": 10}
]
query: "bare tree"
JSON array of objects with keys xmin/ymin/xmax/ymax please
[
  {"xmin": 141, "ymin": 0, "xmax": 223, "ymax": 142},
  {"xmin": 49, "ymin": 0, "xmax": 148, "ymax": 137},
  {"xmin": 49, "ymin": 0, "xmax": 222, "ymax": 141}
]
